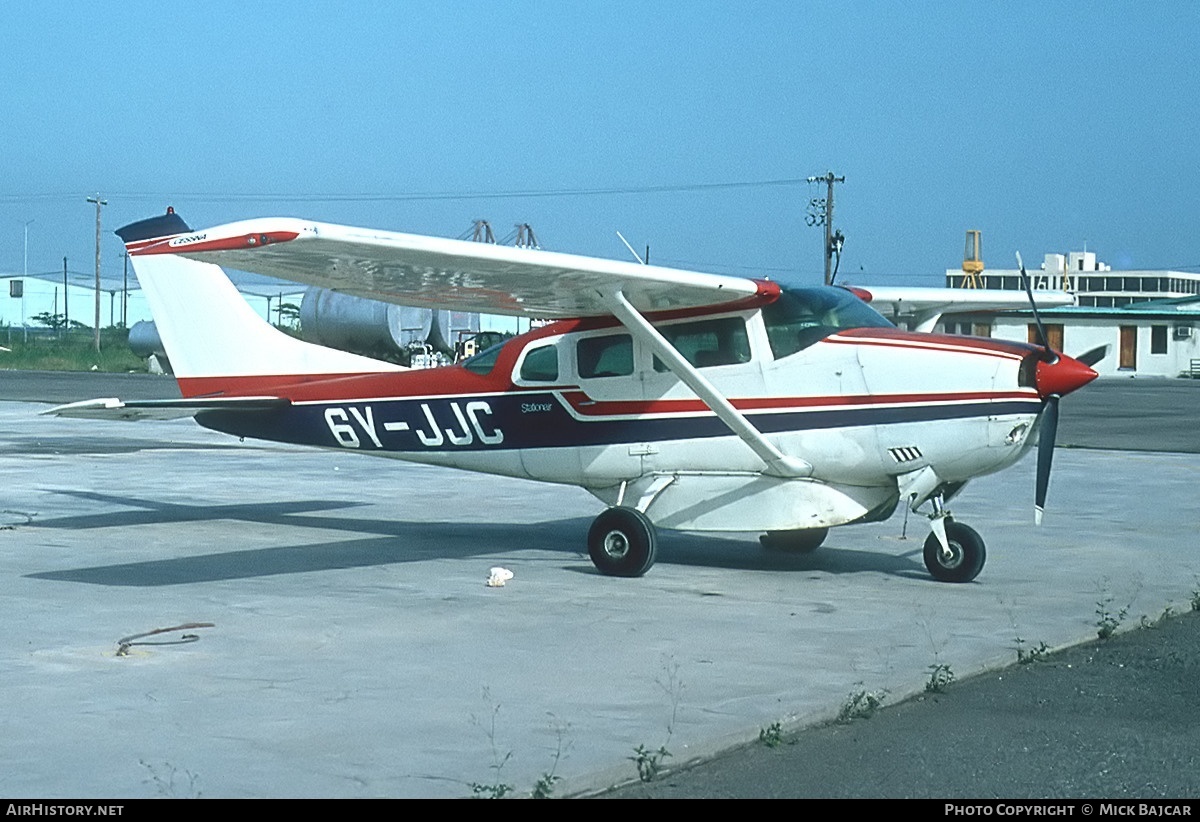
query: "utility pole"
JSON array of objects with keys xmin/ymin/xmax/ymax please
[
  {"xmin": 806, "ymin": 172, "xmax": 845, "ymax": 285},
  {"xmin": 121, "ymin": 252, "xmax": 129, "ymax": 328},
  {"xmin": 62, "ymin": 256, "xmax": 69, "ymax": 338},
  {"xmin": 22, "ymin": 219, "xmax": 33, "ymax": 343},
  {"xmin": 87, "ymin": 194, "xmax": 107, "ymax": 352}
]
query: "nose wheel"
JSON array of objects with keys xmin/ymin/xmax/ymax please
[
  {"xmin": 587, "ymin": 506, "xmax": 658, "ymax": 577},
  {"xmin": 923, "ymin": 519, "xmax": 986, "ymax": 583}
]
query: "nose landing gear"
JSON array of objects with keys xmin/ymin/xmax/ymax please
[
  {"xmin": 922, "ymin": 517, "xmax": 986, "ymax": 583},
  {"xmin": 900, "ymin": 467, "xmax": 987, "ymax": 583}
]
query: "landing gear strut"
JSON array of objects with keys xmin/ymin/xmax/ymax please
[{"xmin": 587, "ymin": 507, "xmax": 658, "ymax": 577}]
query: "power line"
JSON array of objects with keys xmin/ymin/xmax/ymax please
[{"xmin": 0, "ymin": 177, "xmax": 810, "ymax": 205}]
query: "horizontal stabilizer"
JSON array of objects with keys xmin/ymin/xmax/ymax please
[{"xmin": 42, "ymin": 396, "xmax": 289, "ymax": 422}]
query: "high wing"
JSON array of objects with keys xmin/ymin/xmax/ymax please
[
  {"xmin": 132, "ymin": 217, "xmax": 765, "ymax": 319},
  {"xmin": 849, "ymin": 285, "xmax": 1074, "ymax": 333}
]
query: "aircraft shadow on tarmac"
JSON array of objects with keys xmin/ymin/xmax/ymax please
[
  {"xmin": 3, "ymin": 434, "xmax": 247, "ymax": 457},
  {"xmin": 27, "ymin": 489, "xmax": 929, "ymax": 586}
]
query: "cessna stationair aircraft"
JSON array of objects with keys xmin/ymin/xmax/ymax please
[{"xmin": 49, "ymin": 209, "xmax": 1098, "ymax": 582}]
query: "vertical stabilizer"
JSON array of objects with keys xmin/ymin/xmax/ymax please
[{"xmin": 117, "ymin": 211, "xmax": 401, "ymax": 396}]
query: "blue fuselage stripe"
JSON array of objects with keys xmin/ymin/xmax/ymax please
[{"xmin": 195, "ymin": 393, "xmax": 1043, "ymax": 453}]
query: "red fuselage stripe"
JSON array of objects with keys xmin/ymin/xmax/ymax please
[{"xmin": 176, "ymin": 373, "xmax": 1036, "ymax": 417}]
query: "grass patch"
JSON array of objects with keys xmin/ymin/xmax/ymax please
[{"xmin": 2, "ymin": 328, "xmax": 145, "ymax": 373}]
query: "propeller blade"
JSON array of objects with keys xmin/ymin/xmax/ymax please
[
  {"xmin": 1034, "ymin": 394, "xmax": 1060, "ymax": 525},
  {"xmin": 1074, "ymin": 344, "xmax": 1110, "ymax": 368},
  {"xmin": 1015, "ymin": 251, "xmax": 1055, "ymax": 362}
]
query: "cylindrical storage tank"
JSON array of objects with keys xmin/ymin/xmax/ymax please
[
  {"xmin": 300, "ymin": 288, "xmax": 434, "ymax": 355},
  {"xmin": 426, "ymin": 309, "xmax": 452, "ymax": 353},
  {"xmin": 127, "ymin": 320, "xmax": 166, "ymax": 359}
]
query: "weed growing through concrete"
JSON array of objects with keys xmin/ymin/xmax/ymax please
[
  {"xmin": 918, "ymin": 616, "xmax": 953, "ymax": 694},
  {"xmin": 630, "ymin": 657, "xmax": 684, "ymax": 783},
  {"xmin": 1095, "ymin": 596, "xmax": 1128, "ymax": 640},
  {"xmin": 759, "ymin": 721, "xmax": 783, "ymax": 748},
  {"xmin": 1095, "ymin": 577, "xmax": 1140, "ymax": 641},
  {"xmin": 836, "ymin": 686, "xmax": 886, "ymax": 723},
  {"xmin": 1015, "ymin": 637, "xmax": 1050, "ymax": 664},
  {"xmin": 140, "ymin": 760, "xmax": 201, "ymax": 799},
  {"xmin": 531, "ymin": 772, "xmax": 560, "ymax": 800},
  {"xmin": 925, "ymin": 663, "xmax": 955, "ymax": 693},
  {"xmin": 468, "ymin": 687, "xmax": 514, "ymax": 799},
  {"xmin": 1140, "ymin": 606, "xmax": 1175, "ymax": 629},
  {"xmin": 530, "ymin": 718, "xmax": 570, "ymax": 799},
  {"xmin": 630, "ymin": 744, "xmax": 672, "ymax": 783}
]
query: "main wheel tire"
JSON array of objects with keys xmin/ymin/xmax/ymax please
[
  {"xmin": 587, "ymin": 507, "xmax": 658, "ymax": 577},
  {"xmin": 759, "ymin": 527, "xmax": 829, "ymax": 553},
  {"xmin": 923, "ymin": 520, "xmax": 986, "ymax": 583}
]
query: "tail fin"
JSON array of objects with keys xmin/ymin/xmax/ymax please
[{"xmin": 117, "ymin": 210, "xmax": 401, "ymax": 397}]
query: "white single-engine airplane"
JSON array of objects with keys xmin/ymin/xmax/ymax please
[{"xmin": 49, "ymin": 209, "xmax": 1098, "ymax": 582}]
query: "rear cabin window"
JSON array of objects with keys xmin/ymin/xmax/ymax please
[
  {"xmin": 652, "ymin": 316, "xmax": 751, "ymax": 371},
  {"xmin": 519, "ymin": 343, "xmax": 559, "ymax": 382},
  {"xmin": 762, "ymin": 286, "xmax": 893, "ymax": 359},
  {"xmin": 577, "ymin": 334, "xmax": 633, "ymax": 378}
]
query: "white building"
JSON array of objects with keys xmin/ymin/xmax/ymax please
[{"xmin": 941, "ymin": 252, "xmax": 1200, "ymax": 378}]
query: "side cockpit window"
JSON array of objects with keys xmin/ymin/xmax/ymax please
[
  {"xmin": 519, "ymin": 343, "xmax": 559, "ymax": 382},
  {"xmin": 652, "ymin": 316, "xmax": 750, "ymax": 371}
]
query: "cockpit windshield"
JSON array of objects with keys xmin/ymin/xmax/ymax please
[
  {"xmin": 460, "ymin": 341, "xmax": 506, "ymax": 375},
  {"xmin": 761, "ymin": 286, "xmax": 894, "ymax": 359}
]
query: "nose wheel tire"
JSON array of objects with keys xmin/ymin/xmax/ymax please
[
  {"xmin": 759, "ymin": 527, "xmax": 829, "ymax": 553},
  {"xmin": 923, "ymin": 520, "xmax": 986, "ymax": 583},
  {"xmin": 588, "ymin": 507, "xmax": 658, "ymax": 577}
]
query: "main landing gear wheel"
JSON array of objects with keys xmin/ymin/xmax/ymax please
[
  {"xmin": 588, "ymin": 507, "xmax": 658, "ymax": 577},
  {"xmin": 759, "ymin": 527, "xmax": 829, "ymax": 553},
  {"xmin": 923, "ymin": 520, "xmax": 986, "ymax": 583}
]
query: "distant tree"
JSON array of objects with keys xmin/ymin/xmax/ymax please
[
  {"xmin": 277, "ymin": 302, "xmax": 301, "ymax": 330},
  {"xmin": 31, "ymin": 312, "xmax": 88, "ymax": 333},
  {"xmin": 31, "ymin": 311, "xmax": 67, "ymax": 331}
]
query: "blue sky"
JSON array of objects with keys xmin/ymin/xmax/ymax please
[{"xmin": 2, "ymin": 1, "xmax": 1198, "ymax": 319}]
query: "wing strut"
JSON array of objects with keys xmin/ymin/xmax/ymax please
[{"xmin": 601, "ymin": 289, "xmax": 812, "ymax": 479}]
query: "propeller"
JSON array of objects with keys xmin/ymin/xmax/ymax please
[
  {"xmin": 1016, "ymin": 252, "xmax": 1071, "ymax": 525},
  {"xmin": 1033, "ymin": 391, "xmax": 1058, "ymax": 525},
  {"xmin": 1016, "ymin": 252, "xmax": 1055, "ymax": 364},
  {"xmin": 1074, "ymin": 344, "xmax": 1109, "ymax": 368}
]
